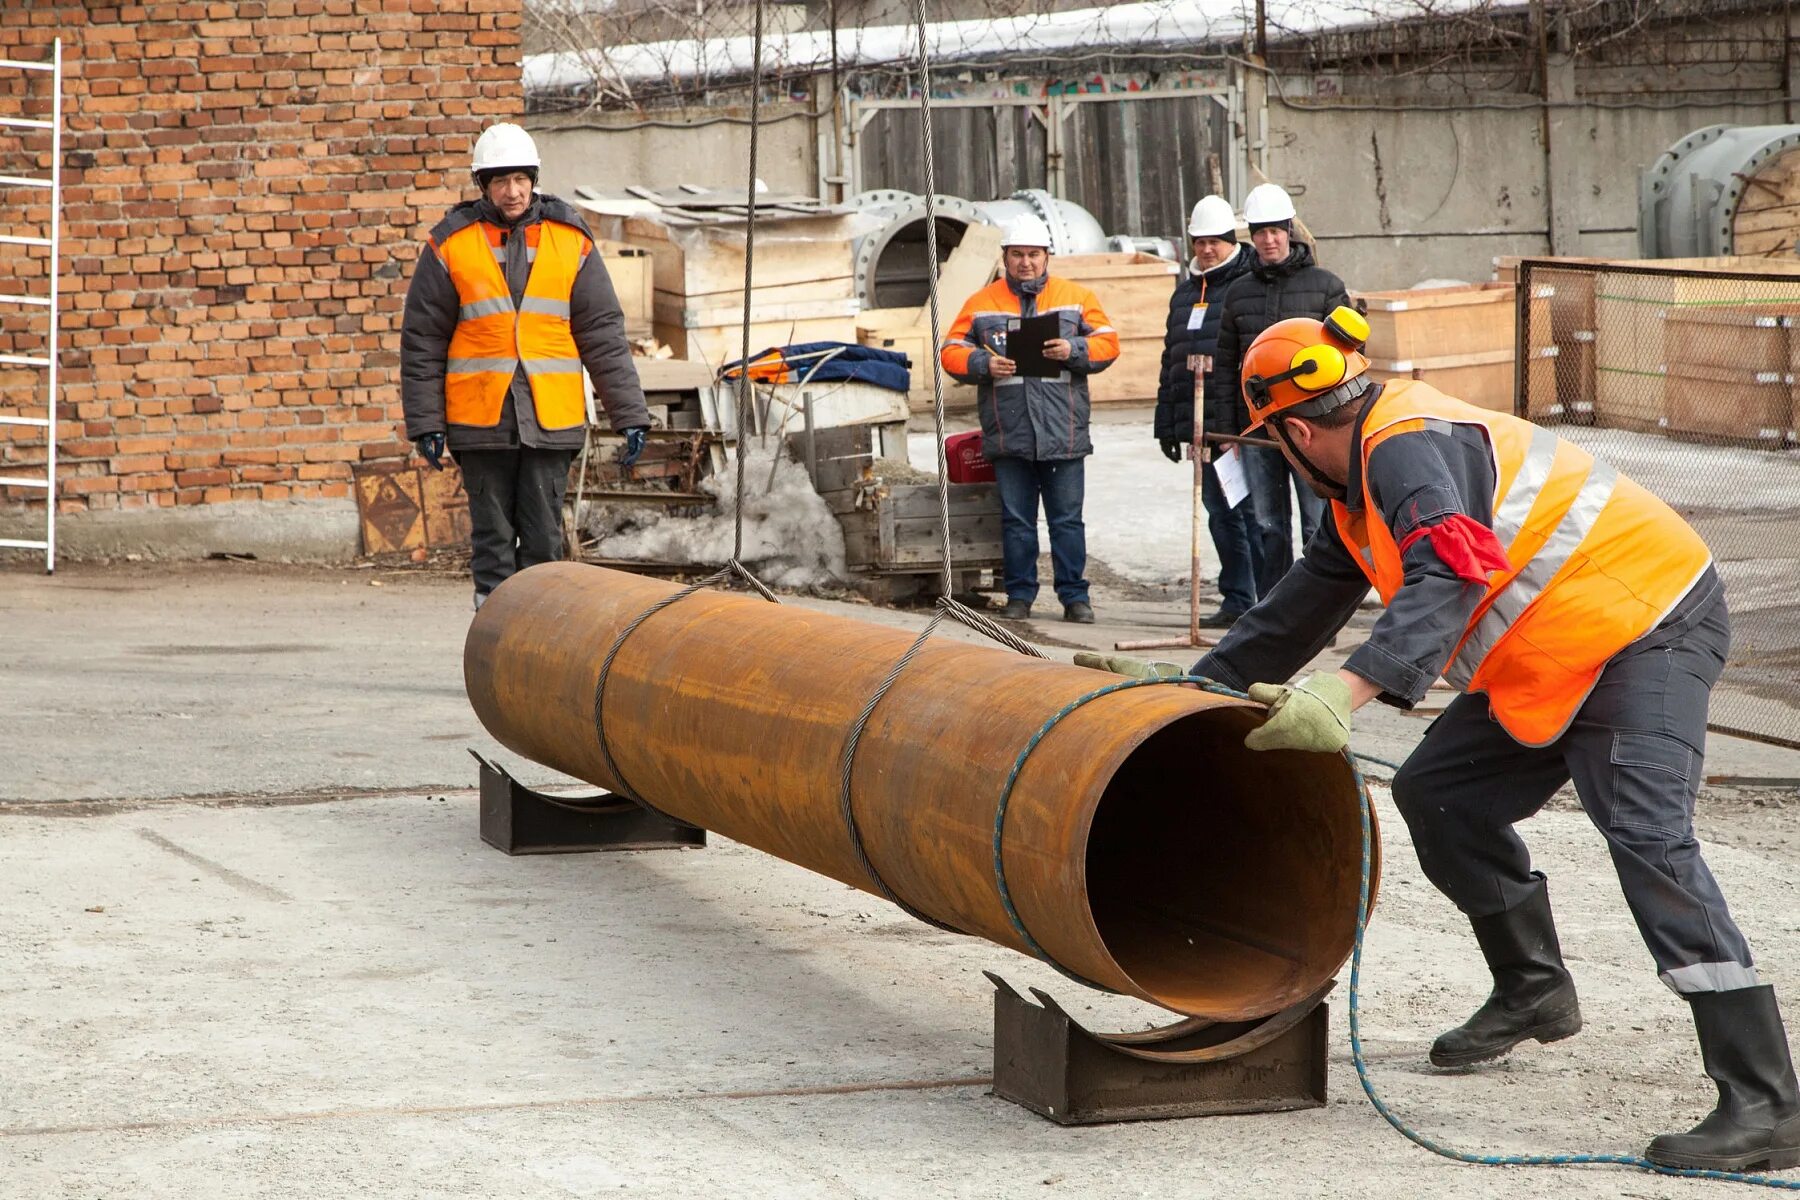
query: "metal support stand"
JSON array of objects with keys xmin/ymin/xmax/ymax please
[
  {"xmin": 986, "ymin": 973, "xmax": 1332, "ymax": 1124},
  {"xmin": 473, "ymin": 751, "xmax": 705, "ymax": 856}
]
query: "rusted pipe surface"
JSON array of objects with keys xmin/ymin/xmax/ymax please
[{"xmin": 465, "ymin": 563, "xmax": 1377, "ymax": 1020}]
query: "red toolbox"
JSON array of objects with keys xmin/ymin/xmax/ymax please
[{"xmin": 945, "ymin": 430, "xmax": 996, "ymax": 483}]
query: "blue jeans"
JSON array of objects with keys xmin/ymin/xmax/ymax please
[
  {"xmin": 992, "ymin": 456, "xmax": 1088, "ymax": 606},
  {"xmin": 1244, "ymin": 444, "xmax": 1326, "ymax": 595},
  {"xmin": 1201, "ymin": 460, "xmax": 1257, "ymax": 614}
]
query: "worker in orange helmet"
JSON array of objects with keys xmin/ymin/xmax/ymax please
[{"xmin": 1187, "ymin": 307, "xmax": 1800, "ymax": 1171}]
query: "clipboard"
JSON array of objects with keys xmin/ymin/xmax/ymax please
[{"xmin": 1005, "ymin": 313, "xmax": 1064, "ymax": 379}]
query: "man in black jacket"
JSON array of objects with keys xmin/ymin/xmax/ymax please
[
  {"xmin": 401, "ymin": 123, "xmax": 650, "ymax": 610},
  {"xmin": 1208, "ymin": 183, "xmax": 1351, "ymax": 595},
  {"xmin": 1154, "ymin": 195, "xmax": 1256, "ymax": 625}
]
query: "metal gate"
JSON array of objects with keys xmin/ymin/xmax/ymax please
[
  {"xmin": 849, "ymin": 87, "xmax": 1235, "ymax": 244},
  {"xmin": 1515, "ymin": 258, "xmax": 1800, "ymax": 751}
]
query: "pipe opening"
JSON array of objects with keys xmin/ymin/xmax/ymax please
[
  {"xmin": 1084, "ymin": 706, "xmax": 1368, "ymax": 1019},
  {"xmin": 870, "ymin": 215, "xmax": 969, "ymax": 309}
]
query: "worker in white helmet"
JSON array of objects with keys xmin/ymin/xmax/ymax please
[
  {"xmin": 1154, "ymin": 194, "xmax": 1257, "ymax": 626},
  {"xmin": 1209, "ymin": 182, "xmax": 1352, "ymax": 598},
  {"xmin": 941, "ymin": 214, "xmax": 1120, "ymax": 624},
  {"xmin": 401, "ymin": 122, "xmax": 650, "ymax": 610}
]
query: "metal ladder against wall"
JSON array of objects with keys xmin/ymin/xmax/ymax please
[{"xmin": 0, "ymin": 37, "xmax": 60, "ymax": 574}]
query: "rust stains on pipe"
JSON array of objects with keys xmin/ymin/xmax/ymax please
[{"xmin": 465, "ymin": 563, "xmax": 1377, "ymax": 1021}]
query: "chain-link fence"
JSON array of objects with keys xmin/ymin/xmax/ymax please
[{"xmin": 1516, "ymin": 259, "xmax": 1800, "ymax": 752}]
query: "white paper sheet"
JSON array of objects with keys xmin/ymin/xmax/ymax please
[{"xmin": 1213, "ymin": 445, "xmax": 1250, "ymax": 509}]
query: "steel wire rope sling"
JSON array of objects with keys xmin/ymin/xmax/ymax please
[
  {"xmin": 1000, "ymin": 678, "xmax": 1800, "ymax": 1188},
  {"xmin": 832, "ymin": 0, "xmax": 1054, "ymax": 935},
  {"xmin": 590, "ymin": 0, "xmax": 782, "ymax": 826}
]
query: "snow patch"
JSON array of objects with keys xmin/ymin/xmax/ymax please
[{"xmin": 582, "ymin": 441, "xmax": 851, "ymax": 589}]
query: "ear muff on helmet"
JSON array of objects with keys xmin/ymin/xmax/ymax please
[
  {"xmin": 1322, "ymin": 305, "xmax": 1370, "ymax": 350},
  {"xmin": 1289, "ymin": 344, "xmax": 1348, "ymax": 391}
]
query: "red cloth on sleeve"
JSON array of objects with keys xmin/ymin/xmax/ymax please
[{"xmin": 1397, "ymin": 514, "xmax": 1512, "ymax": 584}]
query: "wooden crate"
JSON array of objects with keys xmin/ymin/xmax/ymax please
[
  {"xmin": 827, "ymin": 481, "xmax": 1004, "ymax": 570},
  {"xmin": 1369, "ymin": 347, "xmax": 1557, "ymax": 415},
  {"xmin": 1593, "ymin": 264, "xmax": 1800, "ymax": 432},
  {"xmin": 660, "ymin": 304, "xmax": 862, "ymax": 370},
  {"xmin": 1664, "ymin": 305, "xmax": 1797, "ymax": 374},
  {"xmin": 1665, "ymin": 365, "xmax": 1794, "ymax": 444},
  {"xmin": 801, "ymin": 425, "xmax": 1002, "ymax": 572},
  {"xmin": 1055, "ymin": 251, "xmax": 1182, "ymax": 405},
  {"xmin": 1358, "ymin": 282, "xmax": 1537, "ymax": 362},
  {"xmin": 597, "ymin": 242, "xmax": 653, "ymax": 339}
]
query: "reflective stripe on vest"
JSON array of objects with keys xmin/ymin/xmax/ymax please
[
  {"xmin": 1329, "ymin": 379, "xmax": 1712, "ymax": 746},
  {"xmin": 437, "ymin": 218, "xmax": 589, "ymax": 431}
]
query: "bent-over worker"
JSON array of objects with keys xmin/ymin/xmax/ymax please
[{"xmin": 1192, "ymin": 307, "xmax": 1799, "ymax": 1171}]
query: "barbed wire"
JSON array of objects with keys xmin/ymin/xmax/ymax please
[{"xmin": 523, "ymin": 0, "xmax": 1789, "ymax": 113}]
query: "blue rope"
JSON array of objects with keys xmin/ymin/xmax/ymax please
[
  {"xmin": 1342, "ymin": 751, "xmax": 1800, "ymax": 1187},
  {"xmin": 997, "ymin": 672, "xmax": 1800, "ymax": 1188}
]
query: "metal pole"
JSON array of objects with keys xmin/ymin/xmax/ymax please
[{"xmin": 802, "ymin": 390, "xmax": 816, "ymax": 489}]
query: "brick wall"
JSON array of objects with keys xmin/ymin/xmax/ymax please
[{"xmin": 0, "ymin": 1, "xmax": 523, "ymax": 523}]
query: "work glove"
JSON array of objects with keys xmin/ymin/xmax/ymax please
[
  {"xmin": 414, "ymin": 432, "xmax": 445, "ymax": 471},
  {"xmin": 1244, "ymin": 672, "xmax": 1353, "ymax": 754},
  {"xmin": 1074, "ymin": 651, "xmax": 1183, "ymax": 681},
  {"xmin": 1159, "ymin": 439, "xmax": 1184, "ymax": 464},
  {"xmin": 616, "ymin": 426, "xmax": 648, "ymax": 468}
]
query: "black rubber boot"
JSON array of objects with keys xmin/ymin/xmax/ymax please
[
  {"xmin": 1646, "ymin": 985, "xmax": 1800, "ymax": 1172},
  {"xmin": 1429, "ymin": 873, "xmax": 1582, "ymax": 1068}
]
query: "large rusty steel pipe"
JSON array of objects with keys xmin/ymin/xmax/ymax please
[{"xmin": 465, "ymin": 563, "xmax": 1377, "ymax": 1021}]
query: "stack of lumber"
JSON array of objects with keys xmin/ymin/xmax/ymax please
[
  {"xmin": 1355, "ymin": 282, "xmax": 1555, "ymax": 415},
  {"xmin": 572, "ymin": 186, "xmax": 862, "ymax": 370}
]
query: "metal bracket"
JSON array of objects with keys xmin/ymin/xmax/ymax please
[
  {"xmin": 986, "ymin": 972, "xmax": 1332, "ymax": 1124},
  {"xmin": 472, "ymin": 750, "xmax": 706, "ymax": 856}
]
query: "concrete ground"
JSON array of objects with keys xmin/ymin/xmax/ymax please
[{"xmin": 4, "ymin": 557, "xmax": 1800, "ymax": 1199}]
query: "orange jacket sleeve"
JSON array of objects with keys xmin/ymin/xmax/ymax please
[
  {"xmin": 940, "ymin": 291, "xmax": 986, "ymax": 381},
  {"xmin": 1076, "ymin": 287, "xmax": 1120, "ymax": 372}
]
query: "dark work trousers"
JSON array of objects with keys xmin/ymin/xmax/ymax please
[
  {"xmin": 456, "ymin": 447, "xmax": 577, "ymax": 600},
  {"xmin": 1391, "ymin": 574, "xmax": 1758, "ymax": 994},
  {"xmin": 1244, "ymin": 443, "xmax": 1326, "ymax": 595},
  {"xmin": 991, "ymin": 456, "xmax": 1089, "ymax": 607},
  {"xmin": 1200, "ymin": 459, "xmax": 1257, "ymax": 615}
]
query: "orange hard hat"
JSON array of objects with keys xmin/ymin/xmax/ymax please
[{"xmin": 1241, "ymin": 305, "xmax": 1373, "ymax": 431}]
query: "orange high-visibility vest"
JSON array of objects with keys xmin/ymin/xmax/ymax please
[
  {"xmin": 433, "ymin": 218, "xmax": 589, "ymax": 431},
  {"xmin": 1331, "ymin": 380, "xmax": 1713, "ymax": 747}
]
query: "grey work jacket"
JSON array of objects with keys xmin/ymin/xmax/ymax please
[{"xmin": 400, "ymin": 193, "xmax": 650, "ymax": 452}]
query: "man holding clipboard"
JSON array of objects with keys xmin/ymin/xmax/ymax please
[{"xmin": 941, "ymin": 215, "xmax": 1120, "ymax": 624}]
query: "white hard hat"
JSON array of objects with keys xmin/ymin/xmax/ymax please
[
  {"xmin": 471, "ymin": 122, "xmax": 541, "ymax": 176},
  {"xmin": 1187, "ymin": 194, "xmax": 1237, "ymax": 239},
  {"xmin": 999, "ymin": 213, "xmax": 1053, "ymax": 250},
  {"xmin": 1243, "ymin": 182, "xmax": 1297, "ymax": 225}
]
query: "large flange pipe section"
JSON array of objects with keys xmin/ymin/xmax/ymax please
[
  {"xmin": 848, "ymin": 189, "xmax": 987, "ymax": 310},
  {"xmin": 1639, "ymin": 123, "xmax": 1800, "ymax": 258},
  {"xmin": 848, "ymin": 188, "xmax": 1119, "ymax": 311},
  {"xmin": 465, "ymin": 563, "xmax": 1377, "ymax": 1021}
]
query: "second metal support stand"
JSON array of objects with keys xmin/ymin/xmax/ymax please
[{"xmin": 987, "ymin": 973, "xmax": 1333, "ymax": 1124}]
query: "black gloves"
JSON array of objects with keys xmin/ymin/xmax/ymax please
[
  {"xmin": 1159, "ymin": 439, "xmax": 1184, "ymax": 464},
  {"xmin": 414, "ymin": 432, "xmax": 445, "ymax": 470},
  {"xmin": 617, "ymin": 427, "xmax": 648, "ymax": 468}
]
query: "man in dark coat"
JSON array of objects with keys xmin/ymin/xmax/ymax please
[
  {"xmin": 1153, "ymin": 195, "xmax": 1256, "ymax": 625},
  {"xmin": 401, "ymin": 123, "xmax": 650, "ymax": 610},
  {"xmin": 1208, "ymin": 182, "xmax": 1351, "ymax": 596}
]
